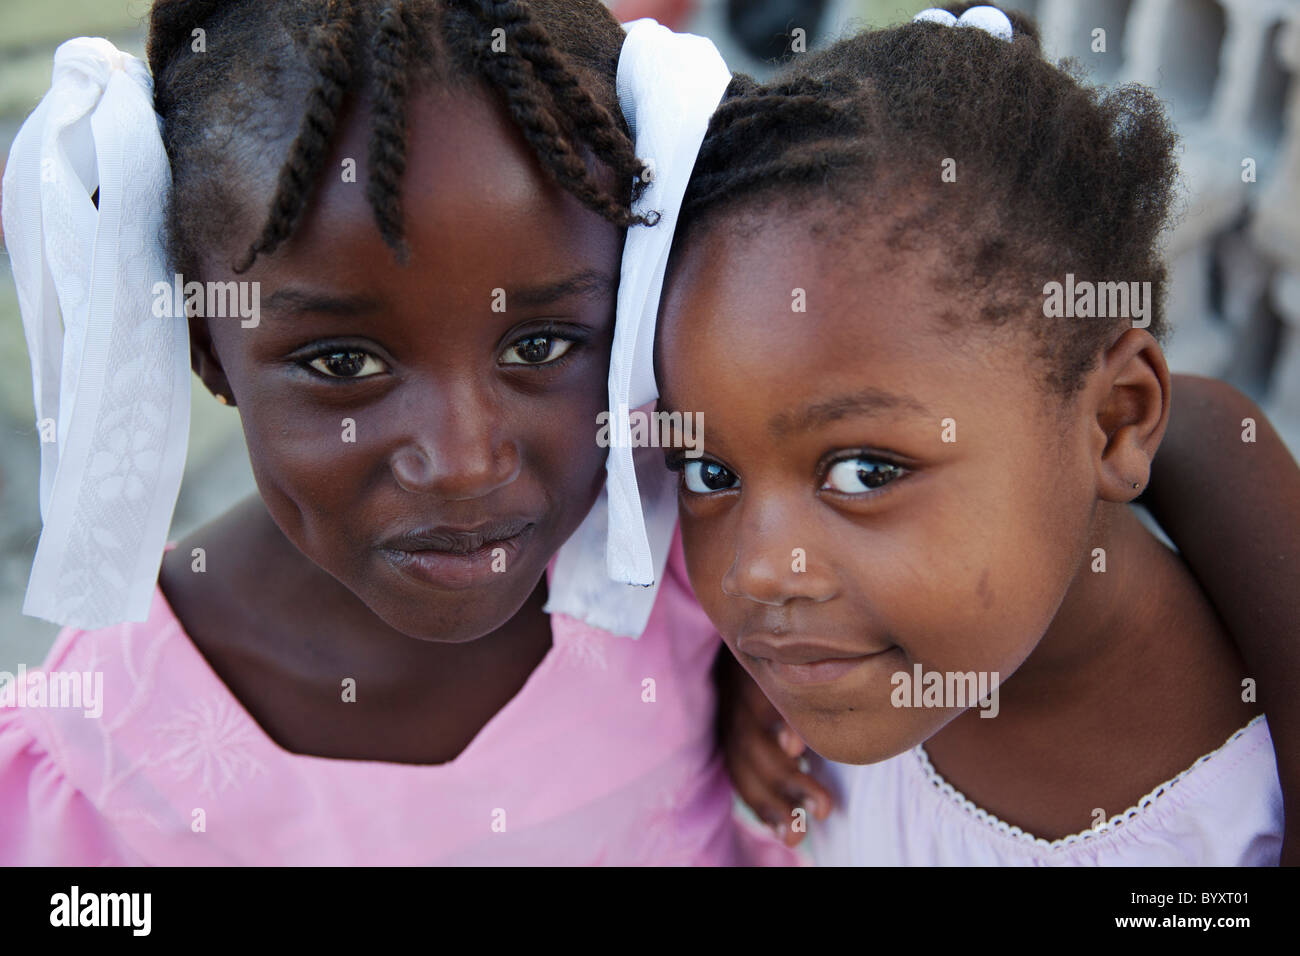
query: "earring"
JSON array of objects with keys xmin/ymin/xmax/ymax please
[
  {"xmin": 215, "ymin": 394, "xmax": 228, "ymax": 406},
  {"xmin": 1132, "ymin": 481, "xmax": 1140, "ymax": 490}
]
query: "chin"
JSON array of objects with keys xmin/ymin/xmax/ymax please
[
  {"xmin": 792, "ymin": 709, "xmax": 941, "ymax": 766},
  {"xmin": 370, "ymin": 571, "xmax": 543, "ymax": 643}
]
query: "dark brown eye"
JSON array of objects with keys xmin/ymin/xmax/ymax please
[
  {"xmin": 822, "ymin": 458, "xmax": 905, "ymax": 493},
  {"xmin": 308, "ymin": 351, "xmax": 386, "ymax": 378},
  {"xmin": 502, "ymin": 335, "xmax": 574, "ymax": 366},
  {"xmin": 682, "ymin": 460, "xmax": 739, "ymax": 493}
]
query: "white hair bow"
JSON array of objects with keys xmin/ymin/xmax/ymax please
[
  {"xmin": 3, "ymin": 38, "xmax": 189, "ymax": 629},
  {"xmin": 543, "ymin": 18, "xmax": 731, "ymax": 637},
  {"xmin": 913, "ymin": 5, "xmax": 1014, "ymax": 41}
]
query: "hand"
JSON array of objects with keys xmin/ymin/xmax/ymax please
[{"xmin": 715, "ymin": 648, "xmax": 833, "ymax": 846}]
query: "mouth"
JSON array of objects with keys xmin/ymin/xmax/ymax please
[
  {"xmin": 379, "ymin": 517, "xmax": 537, "ymax": 591},
  {"xmin": 737, "ymin": 637, "xmax": 896, "ymax": 686}
]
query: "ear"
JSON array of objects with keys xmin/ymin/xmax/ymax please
[
  {"xmin": 188, "ymin": 314, "xmax": 237, "ymax": 408},
  {"xmin": 1088, "ymin": 328, "xmax": 1171, "ymax": 503}
]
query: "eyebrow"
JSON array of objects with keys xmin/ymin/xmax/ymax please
[
  {"xmin": 507, "ymin": 269, "xmax": 618, "ymax": 310},
  {"xmin": 769, "ymin": 387, "xmax": 930, "ymax": 438},
  {"xmin": 261, "ymin": 288, "xmax": 382, "ymax": 320},
  {"xmin": 260, "ymin": 270, "xmax": 616, "ymax": 321}
]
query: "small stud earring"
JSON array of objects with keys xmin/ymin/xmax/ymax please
[
  {"xmin": 215, "ymin": 394, "xmax": 228, "ymax": 406},
  {"xmin": 1132, "ymin": 481, "xmax": 1140, "ymax": 490}
]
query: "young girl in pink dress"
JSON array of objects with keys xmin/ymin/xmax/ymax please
[{"xmin": 0, "ymin": 0, "xmax": 795, "ymax": 865}]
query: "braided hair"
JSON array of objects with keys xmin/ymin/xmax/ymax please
[
  {"xmin": 674, "ymin": 2, "xmax": 1180, "ymax": 396},
  {"xmin": 147, "ymin": 0, "xmax": 650, "ymax": 277}
]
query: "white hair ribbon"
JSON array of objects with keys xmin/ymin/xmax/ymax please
[
  {"xmin": 543, "ymin": 19, "xmax": 731, "ymax": 637},
  {"xmin": 913, "ymin": 6, "xmax": 1013, "ymax": 41},
  {"xmin": 3, "ymin": 38, "xmax": 189, "ymax": 629}
]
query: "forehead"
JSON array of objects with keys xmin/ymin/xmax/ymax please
[
  {"xmin": 207, "ymin": 81, "xmax": 622, "ymax": 294},
  {"xmin": 661, "ymin": 210, "xmax": 940, "ymax": 358},
  {"xmin": 336, "ymin": 82, "xmax": 613, "ymax": 267},
  {"xmin": 656, "ymin": 208, "xmax": 1037, "ymax": 420}
]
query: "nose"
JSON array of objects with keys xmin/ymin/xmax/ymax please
[
  {"xmin": 721, "ymin": 498, "xmax": 839, "ymax": 607},
  {"xmin": 389, "ymin": 381, "xmax": 520, "ymax": 500}
]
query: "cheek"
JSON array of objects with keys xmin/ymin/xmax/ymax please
[
  {"xmin": 207, "ymin": 345, "xmax": 365, "ymax": 546},
  {"xmin": 677, "ymin": 502, "xmax": 732, "ymax": 619},
  {"xmin": 875, "ymin": 440, "xmax": 1095, "ymax": 676},
  {"xmin": 541, "ymin": 381, "xmax": 606, "ymax": 468},
  {"xmin": 519, "ymin": 365, "xmax": 611, "ymax": 521},
  {"xmin": 241, "ymin": 399, "xmax": 377, "ymax": 557}
]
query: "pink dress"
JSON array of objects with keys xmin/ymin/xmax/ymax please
[
  {"xmin": 0, "ymin": 533, "xmax": 800, "ymax": 866},
  {"xmin": 808, "ymin": 715, "xmax": 1282, "ymax": 865}
]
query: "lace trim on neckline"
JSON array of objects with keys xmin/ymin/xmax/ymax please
[{"xmin": 912, "ymin": 714, "xmax": 1266, "ymax": 851}]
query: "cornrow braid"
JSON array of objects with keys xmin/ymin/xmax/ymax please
[
  {"xmin": 674, "ymin": 2, "xmax": 1180, "ymax": 396},
  {"xmin": 366, "ymin": 1, "xmax": 414, "ymax": 261},
  {"xmin": 148, "ymin": 0, "xmax": 650, "ymax": 281},
  {"xmin": 465, "ymin": 16, "xmax": 641, "ymax": 229},
  {"xmin": 683, "ymin": 74, "xmax": 864, "ymax": 214},
  {"xmin": 233, "ymin": 0, "xmax": 361, "ymax": 273},
  {"xmin": 469, "ymin": 0, "xmax": 648, "ymax": 211}
]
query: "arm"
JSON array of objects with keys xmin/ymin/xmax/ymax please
[{"xmin": 1144, "ymin": 374, "xmax": 1300, "ymax": 865}]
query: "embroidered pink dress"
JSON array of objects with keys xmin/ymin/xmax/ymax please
[{"xmin": 0, "ymin": 533, "xmax": 799, "ymax": 866}]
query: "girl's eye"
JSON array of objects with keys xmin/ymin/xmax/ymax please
[
  {"xmin": 823, "ymin": 458, "xmax": 906, "ymax": 494},
  {"xmin": 502, "ymin": 335, "xmax": 575, "ymax": 366},
  {"xmin": 682, "ymin": 460, "xmax": 740, "ymax": 494},
  {"xmin": 307, "ymin": 351, "xmax": 387, "ymax": 379}
]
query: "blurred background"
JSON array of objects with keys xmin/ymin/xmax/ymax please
[{"xmin": 1, "ymin": 0, "xmax": 1298, "ymax": 671}]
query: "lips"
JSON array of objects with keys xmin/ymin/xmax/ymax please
[
  {"xmin": 379, "ymin": 517, "xmax": 537, "ymax": 591},
  {"xmin": 381, "ymin": 516, "xmax": 536, "ymax": 555},
  {"xmin": 738, "ymin": 636, "xmax": 896, "ymax": 686}
]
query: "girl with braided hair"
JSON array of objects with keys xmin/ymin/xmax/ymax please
[
  {"xmin": 0, "ymin": 0, "xmax": 801, "ymax": 865},
  {"xmin": 660, "ymin": 4, "xmax": 1299, "ymax": 864}
]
